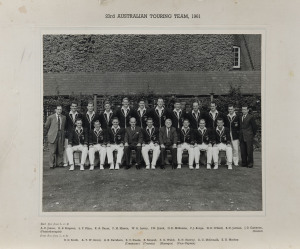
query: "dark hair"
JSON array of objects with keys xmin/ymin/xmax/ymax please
[
  {"xmin": 93, "ymin": 119, "xmax": 101, "ymax": 124},
  {"xmin": 75, "ymin": 118, "xmax": 83, "ymax": 123},
  {"xmin": 199, "ymin": 118, "xmax": 206, "ymax": 123},
  {"xmin": 122, "ymin": 97, "xmax": 129, "ymax": 102},
  {"xmin": 70, "ymin": 102, "xmax": 78, "ymax": 106},
  {"xmin": 112, "ymin": 117, "xmax": 119, "ymax": 122},
  {"xmin": 174, "ymin": 99, "xmax": 181, "ymax": 104},
  {"xmin": 216, "ymin": 117, "xmax": 224, "ymax": 122},
  {"xmin": 228, "ymin": 104, "xmax": 234, "ymax": 108},
  {"xmin": 241, "ymin": 104, "xmax": 249, "ymax": 109},
  {"xmin": 87, "ymin": 101, "xmax": 94, "ymax": 106},
  {"xmin": 210, "ymin": 102, "xmax": 217, "ymax": 106},
  {"xmin": 147, "ymin": 117, "xmax": 153, "ymax": 122}
]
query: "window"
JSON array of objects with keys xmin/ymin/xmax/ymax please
[{"xmin": 232, "ymin": 46, "xmax": 241, "ymax": 69}]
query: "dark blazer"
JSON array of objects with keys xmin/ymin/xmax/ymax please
[
  {"xmin": 239, "ymin": 114, "xmax": 257, "ymax": 142},
  {"xmin": 66, "ymin": 112, "xmax": 83, "ymax": 138},
  {"xmin": 177, "ymin": 128, "xmax": 194, "ymax": 145},
  {"xmin": 225, "ymin": 114, "xmax": 240, "ymax": 140},
  {"xmin": 133, "ymin": 108, "xmax": 150, "ymax": 129},
  {"xmin": 114, "ymin": 108, "xmax": 136, "ymax": 128},
  {"xmin": 186, "ymin": 111, "xmax": 208, "ymax": 129},
  {"xmin": 213, "ymin": 127, "xmax": 231, "ymax": 145},
  {"xmin": 88, "ymin": 128, "xmax": 107, "ymax": 146},
  {"xmin": 107, "ymin": 127, "xmax": 125, "ymax": 144},
  {"xmin": 206, "ymin": 111, "xmax": 226, "ymax": 129},
  {"xmin": 149, "ymin": 107, "xmax": 171, "ymax": 128},
  {"xmin": 124, "ymin": 126, "xmax": 143, "ymax": 146},
  {"xmin": 45, "ymin": 114, "xmax": 66, "ymax": 143},
  {"xmin": 193, "ymin": 128, "xmax": 213, "ymax": 145},
  {"xmin": 169, "ymin": 109, "xmax": 186, "ymax": 129},
  {"xmin": 142, "ymin": 127, "xmax": 159, "ymax": 144},
  {"xmin": 68, "ymin": 128, "xmax": 88, "ymax": 146},
  {"xmin": 82, "ymin": 112, "xmax": 101, "ymax": 131},
  {"xmin": 159, "ymin": 126, "xmax": 178, "ymax": 146},
  {"xmin": 99, "ymin": 111, "xmax": 114, "ymax": 129}
]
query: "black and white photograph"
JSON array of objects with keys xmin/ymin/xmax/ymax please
[{"xmin": 42, "ymin": 34, "xmax": 262, "ymax": 212}]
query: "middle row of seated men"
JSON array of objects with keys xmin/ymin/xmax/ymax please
[{"xmin": 66, "ymin": 116, "xmax": 233, "ymax": 171}]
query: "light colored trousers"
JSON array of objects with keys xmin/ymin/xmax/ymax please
[
  {"xmin": 142, "ymin": 143, "xmax": 160, "ymax": 166},
  {"xmin": 194, "ymin": 143, "xmax": 213, "ymax": 164},
  {"xmin": 231, "ymin": 139, "xmax": 239, "ymax": 166},
  {"xmin": 89, "ymin": 144, "xmax": 107, "ymax": 166},
  {"xmin": 177, "ymin": 143, "xmax": 194, "ymax": 166},
  {"xmin": 106, "ymin": 144, "xmax": 124, "ymax": 164},
  {"xmin": 66, "ymin": 144, "xmax": 88, "ymax": 166},
  {"xmin": 63, "ymin": 139, "xmax": 68, "ymax": 164},
  {"xmin": 212, "ymin": 143, "xmax": 232, "ymax": 165}
]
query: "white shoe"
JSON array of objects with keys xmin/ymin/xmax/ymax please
[
  {"xmin": 228, "ymin": 165, "xmax": 233, "ymax": 170},
  {"xmin": 177, "ymin": 164, "xmax": 181, "ymax": 169},
  {"xmin": 234, "ymin": 164, "xmax": 239, "ymax": 167},
  {"xmin": 151, "ymin": 165, "xmax": 156, "ymax": 170},
  {"xmin": 89, "ymin": 165, "xmax": 94, "ymax": 171},
  {"xmin": 207, "ymin": 164, "xmax": 211, "ymax": 170},
  {"xmin": 109, "ymin": 163, "xmax": 114, "ymax": 170},
  {"xmin": 115, "ymin": 163, "xmax": 120, "ymax": 170},
  {"xmin": 69, "ymin": 165, "xmax": 74, "ymax": 171},
  {"xmin": 213, "ymin": 164, "xmax": 218, "ymax": 170},
  {"xmin": 100, "ymin": 165, "xmax": 104, "ymax": 170},
  {"xmin": 80, "ymin": 165, "xmax": 84, "ymax": 171},
  {"xmin": 195, "ymin": 164, "xmax": 199, "ymax": 170},
  {"xmin": 63, "ymin": 163, "xmax": 68, "ymax": 167},
  {"xmin": 146, "ymin": 165, "xmax": 150, "ymax": 170},
  {"xmin": 189, "ymin": 166, "xmax": 194, "ymax": 170}
]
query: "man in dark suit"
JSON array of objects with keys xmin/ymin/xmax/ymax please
[
  {"xmin": 45, "ymin": 105, "xmax": 66, "ymax": 168},
  {"xmin": 225, "ymin": 104, "xmax": 240, "ymax": 166},
  {"xmin": 124, "ymin": 117, "xmax": 143, "ymax": 169},
  {"xmin": 133, "ymin": 99, "xmax": 149, "ymax": 129},
  {"xmin": 141, "ymin": 118, "xmax": 161, "ymax": 169},
  {"xmin": 82, "ymin": 102, "xmax": 100, "ymax": 131},
  {"xmin": 106, "ymin": 117, "xmax": 125, "ymax": 170},
  {"xmin": 99, "ymin": 101, "xmax": 114, "ymax": 129},
  {"xmin": 186, "ymin": 101, "xmax": 207, "ymax": 129},
  {"xmin": 169, "ymin": 99, "xmax": 185, "ymax": 130},
  {"xmin": 115, "ymin": 97, "xmax": 136, "ymax": 128},
  {"xmin": 239, "ymin": 105, "xmax": 257, "ymax": 168},
  {"xmin": 206, "ymin": 102, "xmax": 226, "ymax": 129},
  {"xmin": 66, "ymin": 118, "xmax": 89, "ymax": 171},
  {"xmin": 159, "ymin": 119, "xmax": 178, "ymax": 169},
  {"xmin": 212, "ymin": 118, "xmax": 233, "ymax": 170},
  {"xmin": 149, "ymin": 98, "xmax": 171, "ymax": 129},
  {"xmin": 88, "ymin": 120, "xmax": 107, "ymax": 171}
]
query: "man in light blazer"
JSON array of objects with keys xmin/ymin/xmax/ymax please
[
  {"xmin": 239, "ymin": 105, "xmax": 257, "ymax": 168},
  {"xmin": 45, "ymin": 105, "xmax": 66, "ymax": 168},
  {"xmin": 159, "ymin": 119, "xmax": 178, "ymax": 169}
]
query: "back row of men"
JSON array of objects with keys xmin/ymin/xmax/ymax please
[{"xmin": 45, "ymin": 97, "xmax": 257, "ymax": 171}]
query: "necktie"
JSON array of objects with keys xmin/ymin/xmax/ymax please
[
  {"xmin": 58, "ymin": 115, "xmax": 61, "ymax": 130},
  {"xmin": 242, "ymin": 115, "xmax": 246, "ymax": 122}
]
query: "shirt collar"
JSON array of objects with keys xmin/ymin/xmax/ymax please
[
  {"xmin": 198, "ymin": 127, "xmax": 207, "ymax": 132},
  {"xmin": 155, "ymin": 106, "xmax": 164, "ymax": 111},
  {"xmin": 112, "ymin": 125, "xmax": 120, "ymax": 130},
  {"xmin": 138, "ymin": 107, "xmax": 146, "ymax": 112},
  {"xmin": 173, "ymin": 109, "xmax": 182, "ymax": 113},
  {"xmin": 104, "ymin": 110, "xmax": 113, "ymax": 114},
  {"xmin": 76, "ymin": 127, "xmax": 83, "ymax": 132},
  {"xmin": 192, "ymin": 110, "xmax": 200, "ymax": 114},
  {"xmin": 227, "ymin": 112, "xmax": 236, "ymax": 117},
  {"xmin": 210, "ymin": 110, "xmax": 218, "ymax": 115},
  {"xmin": 56, "ymin": 113, "xmax": 61, "ymax": 118},
  {"xmin": 69, "ymin": 111, "xmax": 78, "ymax": 115},
  {"xmin": 147, "ymin": 126, "xmax": 154, "ymax": 131},
  {"xmin": 87, "ymin": 111, "xmax": 95, "ymax": 116},
  {"xmin": 122, "ymin": 106, "xmax": 130, "ymax": 111},
  {"xmin": 182, "ymin": 126, "xmax": 190, "ymax": 131},
  {"xmin": 216, "ymin": 126, "xmax": 224, "ymax": 133},
  {"xmin": 94, "ymin": 127, "xmax": 102, "ymax": 133}
]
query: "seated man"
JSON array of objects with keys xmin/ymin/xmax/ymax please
[
  {"xmin": 106, "ymin": 118, "xmax": 125, "ymax": 170},
  {"xmin": 66, "ymin": 118, "xmax": 89, "ymax": 171},
  {"xmin": 177, "ymin": 119, "xmax": 195, "ymax": 169},
  {"xmin": 124, "ymin": 117, "xmax": 143, "ymax": 170},
  {"xmin": 88, "ymin": 120, "xmax": 107, "ymax": 171},
  {"xmin": 212, "ymin": 118, "xmax": 233, "ymax": 170},
  {"xmin": 193, "ymin": 119, "xmax": 214, "ymax": 170},
  {"xmin": 159, "ymin": 119, "xmax": 178, "ymax": 169},
  {"xmin": 141, "ymin": 118, "xmax": 160, "ymax": 170}
]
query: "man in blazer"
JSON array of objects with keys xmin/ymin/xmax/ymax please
[
  {"xmin": 211, "ymin": 118, "xmax": 233, "ymax": 170},
  {"xmin": 82, "ymin": 102, "xmax": 100, "ymax": 131},
  {"xmin": 99, "ymin": 102, "xmax": 114, "ymax": 129},
  {"xmin": 225, "ymin": 104, "xmax": 240, "ymax": 166},
  {"xmin": 141, "ymin": 118, "xmax": 161, "ymax": 169},
  {"xmin": 206, "ymin": 102, "xmax": 226, "ymax": 129},
  {"xmin": 193, "ymin": 119, "xmax": 214, "ymax": 170},
  {"xmin": 115, "ymin": 97, "xmax": 136, "ymax": 128},
  {"xmin": 169, "ymin": 99, "xmax": 185, "ymax": 130},
  {"xmin": 66, "ymin": 118, "xmax": 89, "ymax": 171},
  {"xmin": 186, "ymin": 101, "xmax": 207, "ymax": 129},
  {"xmin": 133, "ymin": 99, "xmax": 149, "ymax": 129},
  {"xmin": 239, "ymin": 105, "xmax": 257, "ymax": 168},
  {"xmin": 159, "ymin": 119, "xmax": 178, "ymax": 169},
  {"xmin": 45, "ymin": 105, "xmax": 66, "ymax": 168},
  {"xmin": 106, "ymin": 117, "xmax": 125, "ymax": 170},
  {"xmin": 177, "ymin": 119, "xmax": 195, "ymax": 169},
  {"xmin": 149, "ymin": 98, "xmax": 171, "ymax": 129},
  {"xmin": 88, "ymin": 120, "xmax": 107, "ymax": 171},
  {"xmin": 124, "ymin": 117, "xmax": 143, "ymax": 169}
]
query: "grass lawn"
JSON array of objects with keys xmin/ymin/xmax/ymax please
[{"xmin": 42, "ymin": 152, "xmax": 262, "ymax": 212}]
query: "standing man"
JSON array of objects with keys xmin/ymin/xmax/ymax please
[
  {"xmin": 124, "ymin": 117, "xmax": 143, "ymax": 170},
  {"xmin": 193, "ymin": 119, "xmax": 214, "ymax": 170},
  {"xmin": 115, "ymin": 97, "xmax": 135, "ymax": 128},
  {"xmin": 134, "ymin": 99, "xmax": 149, "ymax": 129},
  {"xmin": 211, "ymin": 118, "xmax": 233, "ymax": 170},
  {"xmin": 150, "ymin": 98, "xmax": 170, "ymax": 129},
  {"xmin": 99, "ymin": 101, "xmax": 114, "ymax": 129},
  {"xmin": 141, "ymin": 118, "xmax": 161, "ymax": 169},
  {"xmin": 225, "ymin": 104, "xmax": 240, "ymax": 166},
  {"xmin": 206, "ymin": 102, "xmax": 225, "ymax": 129},
  {"xmin": 186, "ymin": 101, "xmax": 207, "ymax": 129},
  {"xmin": 45, "ymin": 105, "xmax": 66, "ymax": 168},
  {"xmin": 88, "ymin": 120, "xmax": 107, "ymax": 171},
  {"xmin": 170, "ymin": 99, "xmax": 185, "ymax": 130},
  {"xmin": 82, "ymin": 102, "xmax": 100, "ymax": 131},
  {"xmin": 106, "ymin": 118, "xmax": 125, "ymax": 170},
  {"xmin": 159, "ymin": 119, "xmax": 178, "ymax": 169},
  {"xmin": 239, "ymin": 105, "xmax": 257, "ymax": 168},
  {"xmin": 66, "ymin": 118, "xmax": 89, "ymax": 171},
  {"xmin": 177, "ymin": 119, "xmax": 195, "ymax": 169}
]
